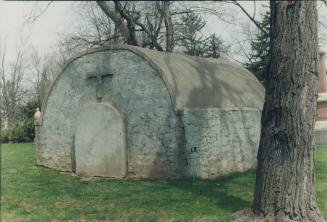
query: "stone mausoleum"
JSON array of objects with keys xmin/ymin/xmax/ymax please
[{"xmin": 36, "ymin": 45, "xmax": 264, "ymax": 179}]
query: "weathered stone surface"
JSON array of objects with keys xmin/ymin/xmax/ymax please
[
  {"xmin": 134, "ymin": 46, "xmax": 265, "ymax": 110},
  {"xmin": 75, "ymin": 100, "xmax": 126, "ymax": 177},
  {"xmin": 38, "ymin": 49, "xmax": 179, "ymax": 178},
  {"xmin": 183, "ymin": 108, "xmax": 261, "ymax": 178},
  {"xmin": 37, "ymin": 45, "xmax": 264, "ymax": 179}
]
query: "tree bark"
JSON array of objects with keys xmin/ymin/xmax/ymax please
[
  {"xmin": 113, "ymin": 1, "xmax": 139, "ymax": 46},
  {"xmin": 159, "ymin": 1, "xmax": 174, "ymax": 52},
  {"xmin": 96, "ymin": 1, "xmax": 139, "ymax": 46},
  {"xmin": 252, "ymin": 1, "xmax": 324, "ymax": 221}
]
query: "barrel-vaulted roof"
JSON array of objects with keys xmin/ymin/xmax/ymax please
[
  {"xmin": 48, "ymin": 45, "xmax": 265, "ymax": 111},
  {"xmin": 123, "ymin": 45, "xmax": 265, "ymax": 110}
]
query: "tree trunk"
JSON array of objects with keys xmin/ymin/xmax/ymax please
[
  {"xmin": 252, "ymin": 1, "xmax": 324, "ymax": 221},
  {"xmin": 96, "ymin": 1, "xmax": 139, "ymax": 46},
  {"xmin": 162, "ymin": 1, "xmax": 174, "ymax": 52}
]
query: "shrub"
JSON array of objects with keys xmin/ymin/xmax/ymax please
[
  {"xmin": 0, "ymin": 130, "xmax": 10, "ymax": 143},
  {"xmin": 1, "ymin": 100, "xmax": 41, "ymax": 143},
  {"xmin": 11, "ymin": 118, "xmax": 35, "ymax": 143}
]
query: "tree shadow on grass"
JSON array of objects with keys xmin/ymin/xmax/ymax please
[
  {"xmin": 166, "ymin": 170, "xmax": 256, "ymax": 212},
  {"xmin": 22, "ymin": 163, "xmax": 256, "ymax": 218},
  {"xmin": 29, "ymin": 167, "xmax": 255, "ymax": 213}
]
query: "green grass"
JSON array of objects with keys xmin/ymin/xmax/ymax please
[
  {"xmin": 316, "ymin": 146, "xmax": 327, "ymax": 216},
  {"xmin": 1, "ymin": 143, "xmax": 326, "ymax": 222}
]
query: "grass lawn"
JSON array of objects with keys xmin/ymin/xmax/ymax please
[{"xmin": 1, "ymin": 144, "xmax": 326, "ymax": 222}]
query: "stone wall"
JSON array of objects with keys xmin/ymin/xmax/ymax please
[
  {"xmin": 37, "ymin": 47, "xmax": 263, "ymax": 179},
  {"xmin": 183, "ymin": 108, "xmax": 262, "ymax": 179},
  {"xmin": 38, "ymin": 49, "xmax": 182, "ymax": 178}
]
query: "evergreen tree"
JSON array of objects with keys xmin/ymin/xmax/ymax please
[
  {"xmin": 204, "ymin": 34, "xmax": 229, "ymax": 59},
  {"xmin": 177, "ymin": 12, "xmax": 229, "ymax": 58},
  {"xmin": 178, "ymin": 12, "xmax": 207, "ymax": 56},
  {"xmin": 246, "ymin": 9, "xmax": 270, "ymax": 86}
]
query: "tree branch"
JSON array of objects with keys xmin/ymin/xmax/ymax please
[
  {"xmin": 229, "ymin": 0, "xmax": 268, "ymax": 36},
  {"xmin": 113, "ymin": 1, "xmax": 139, "ymax": 46},
  {"xmin": 96, "ymin": 1, "xmax": 132, "ymax": 45},
  {"xmin": 23, "ymin": 2, "xmax": 53, "ymax": 25}
]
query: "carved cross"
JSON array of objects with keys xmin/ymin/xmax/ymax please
[{"xmin": 87, "ymin": 70, "xmax": 113, "ymax": 100}]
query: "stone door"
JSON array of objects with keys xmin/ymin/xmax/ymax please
[{"xmin": 75, "ymin": 101, "xmax": 126, "ymax": 177}]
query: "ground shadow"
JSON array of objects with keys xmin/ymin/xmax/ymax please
[{"xmin": 166, "ymin": 170, "xmax": 255, "ymax": 212}]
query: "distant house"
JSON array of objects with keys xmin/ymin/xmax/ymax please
[{"xmin": 316, "ymin": 51, "xmax": 327, "ymax": 145}]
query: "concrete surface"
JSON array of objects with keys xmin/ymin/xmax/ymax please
[
  {"xmin": 315, "ymin": 121, "xmax": 327, "ymax": 145},
  {"xmin": 75, "ymin": 100, "xmax": 126, "ymax": 177},
  {"xmin": 318, "ymin": 93, "xmax": 327, "ymax": 102}
]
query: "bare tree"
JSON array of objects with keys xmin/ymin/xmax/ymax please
[
  {"xmin": 29, "ymin": 50, "xmax": 52, "ymax": 103},
  {"xmin": 22, "ymin": 2, "xmax": 53, "ymax": 25},
  {"xmin": 60, "ymin": 1, "xmax": 178, "ymax": 53},
  {"xmin": 95, "ymin": 1, "xmax": 175, "ymax": 50},
  {"xmin": 0, "ymin": 45, "xmax": 27, "ymax": 133},
  {"xmin": 57, "ymin": 1, "xmax": 232, "ymax": 58},
  {"xmin": 227, "ymin": 0, "xmax": 268, "ymax": 36},
  {"xmin": 157, "ymin": 1, "xmax": 174, "ymax": 52},
  {"xmin": 96, "ymin": 1, "xmax": 140, "ymax": 46}
]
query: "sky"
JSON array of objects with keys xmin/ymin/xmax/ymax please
[
  {"xmin": 0, "ymin": 1, "xmax": 76, "ymax": 59},
  {"xmin": 0, "ymin": 1, "xmax": 326, "ymax": 63}
]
